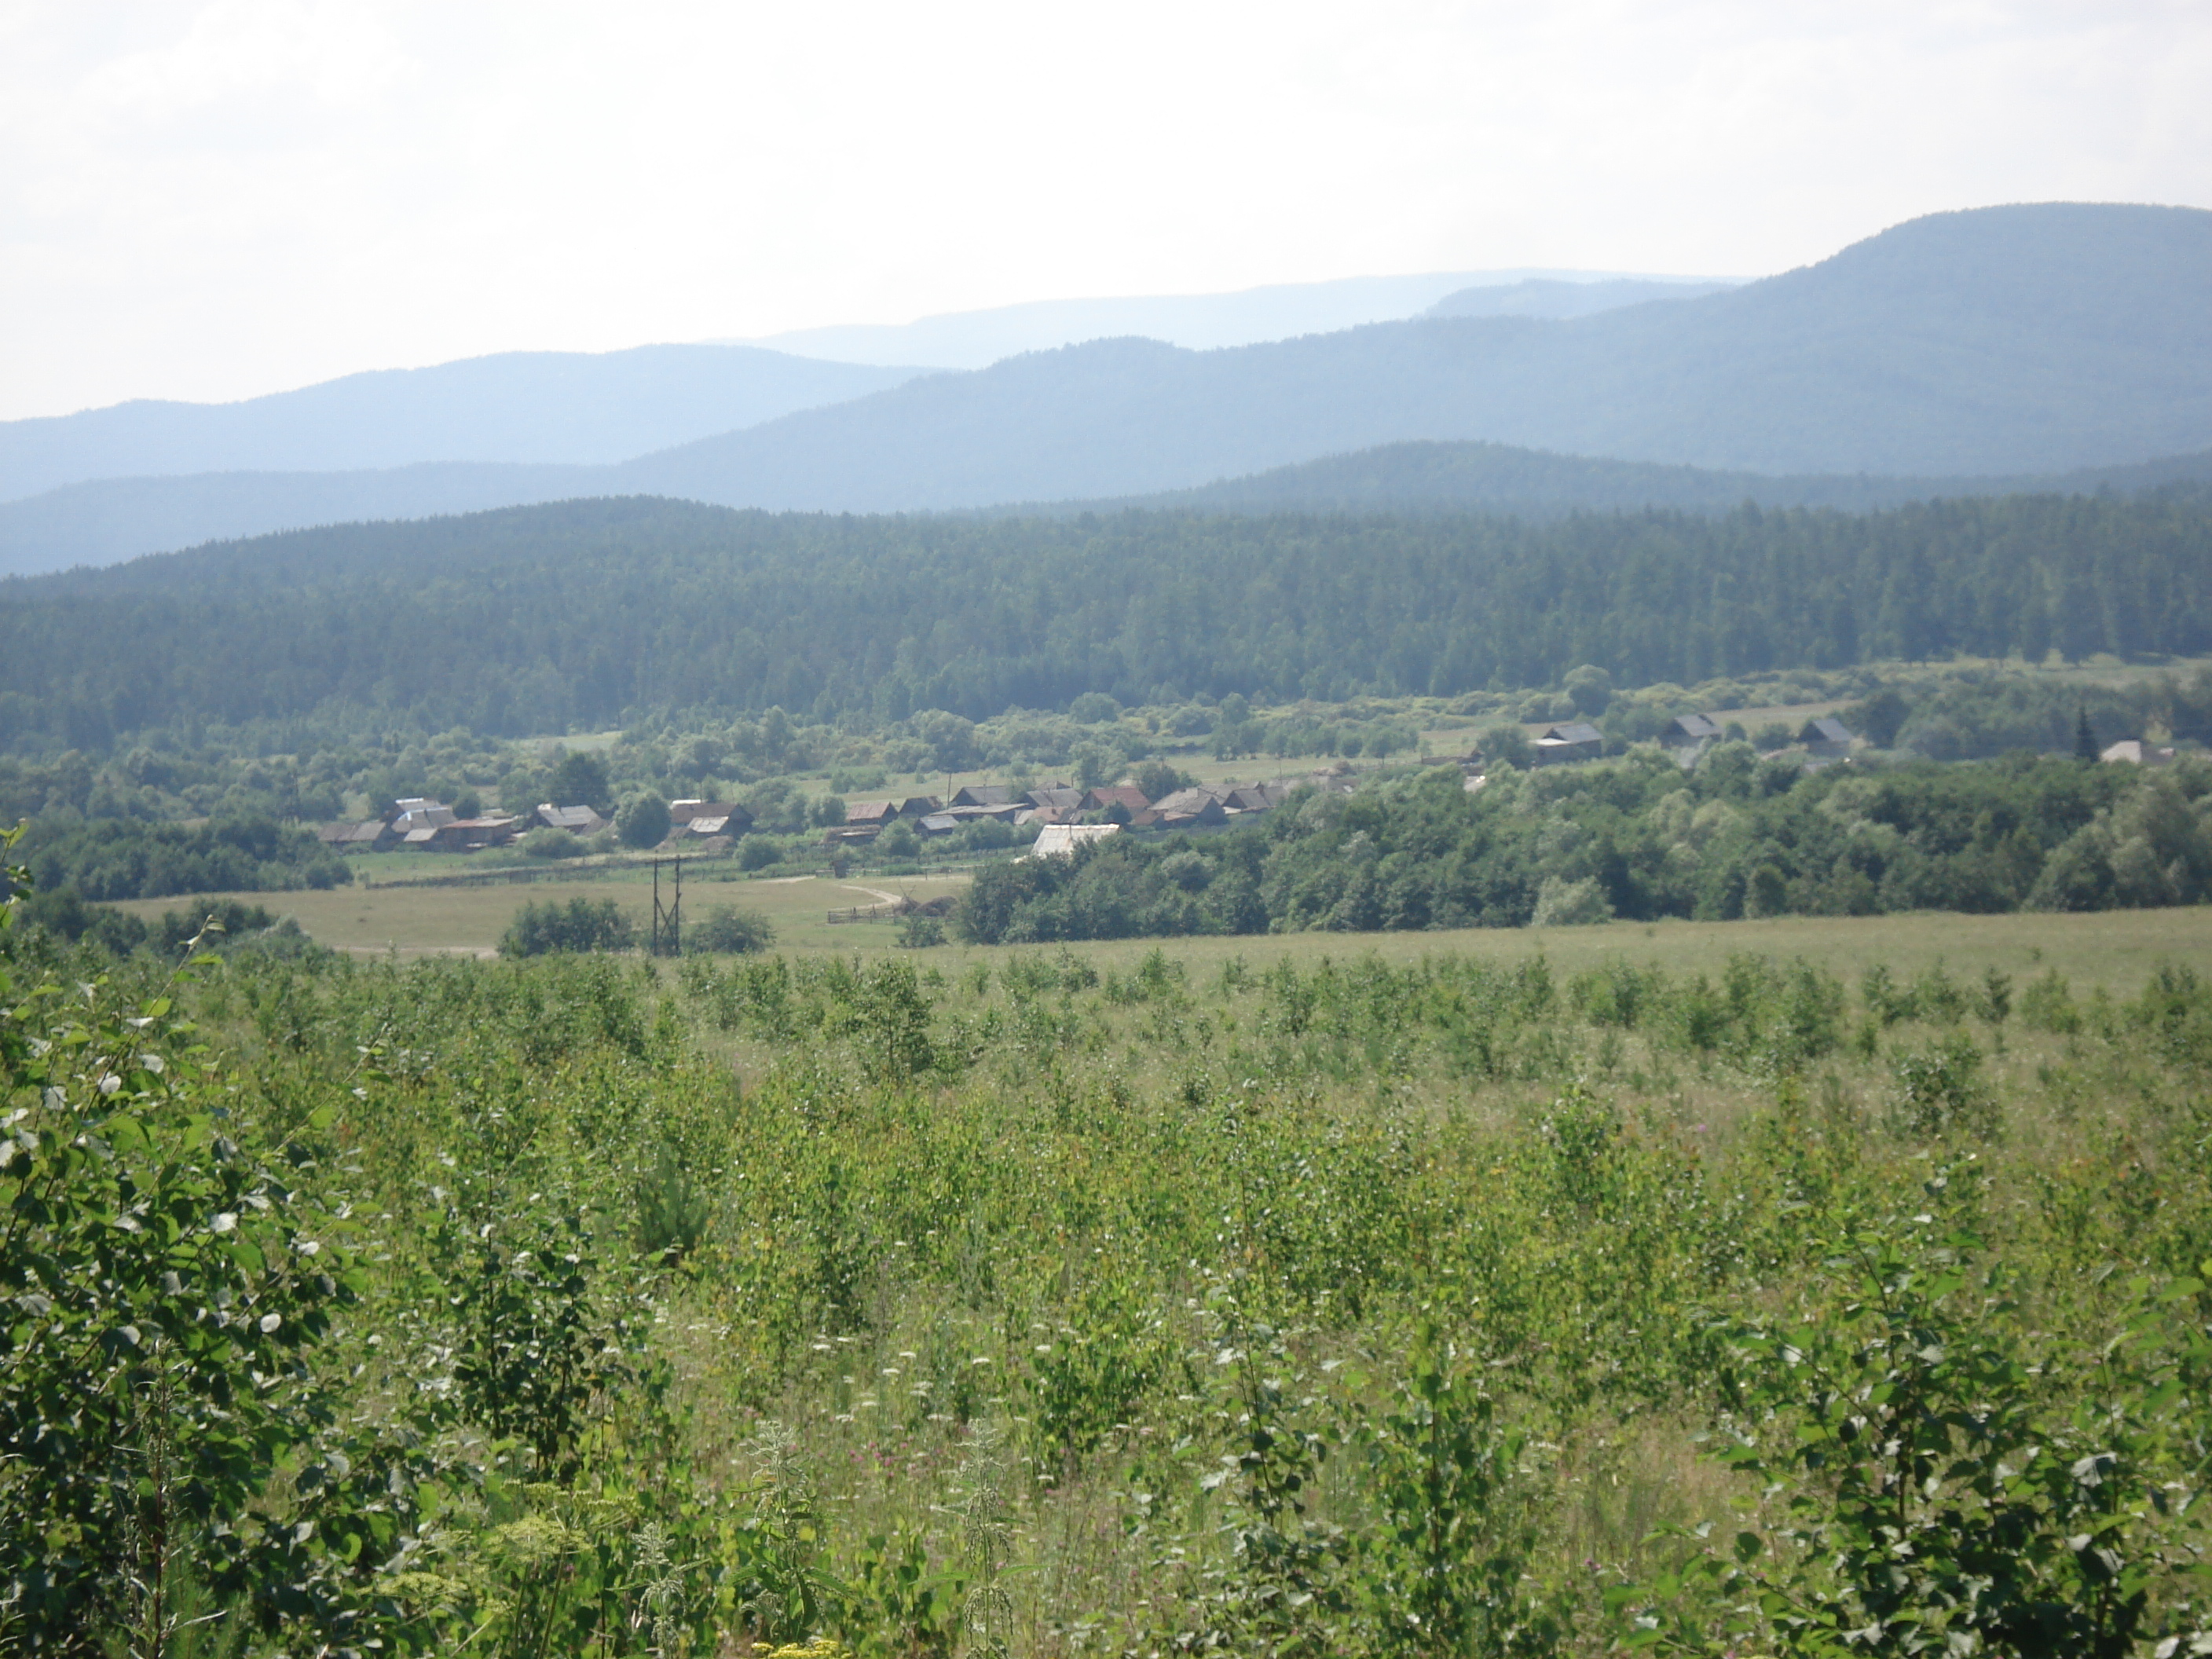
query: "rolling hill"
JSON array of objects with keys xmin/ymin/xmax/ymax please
[
  {"xmin": 5, "ymin": 203, "xmax": 2206, "ymax": 573},
  {"xmin": 0, "ymin": 343, "xmax": 925, "ymax": 502},
  {"xmin": 5, "ymin": 489, "xmax": 2209, "ymax": 749}
]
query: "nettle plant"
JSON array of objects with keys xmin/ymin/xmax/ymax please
[{"xmin": 1621, "ymin": 1168, "xmax": 2212, "ymax": 1657}]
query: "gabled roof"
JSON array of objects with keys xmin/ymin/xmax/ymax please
[
  {"xmin": 1029, "ymin": 822, "xmax": 1120, "ymax": 859},
  {"xmin": 950, "ymin": 784, "xmax": 1014, "ymax": 808},
  {"xmin": 1537, "ymin": 722, "xmax": 1604, "ymax": 746},
  {"xmin": 1221, "ymin": 783, "xmax": 1284, "ymax": 812},
  {"xmin": 1081, "ymin": 785, "xmax": 1150, "ymax": 813},
  {"xmin": 1144, "ymin": 788, "xmax": 1229, "ymax": 826},
  {"xmin": 1027, "ymin": 786, "xmax": 1084, "ymax": 814},
  {"xmin": 1668, "ymin": 714, "xmax": 1723, "ymax": 741},
  {"xmin": 670, "ymin": 799, "xmax": 740, "ymax": 825},
  {"xmin": 537, "ymin": 804, "xmax": 605, "ymax": 832},
  {"xmin": 1807, "ymin": 717, "xmax": 1855, "ymax": 745},
  {"xmin": 897, "ymin": 796, "xmax": 943, "ymax": 816},
  {"xmin": 846, "ymin": 800, "xmax": 899, "ymax": 822}
]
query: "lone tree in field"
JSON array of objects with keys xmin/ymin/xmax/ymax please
[{"xmin": 2074, "ymin": 703, "xmax": 2099, "ymax": 762}]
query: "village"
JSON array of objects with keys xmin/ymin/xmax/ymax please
[
  {"xmin": 308, "ymin": 709, "xmax": 1895, "ymax": 860},
  {"xmin": 311, "ymin": 776, "xmax": 1306, "ymax": 860}
]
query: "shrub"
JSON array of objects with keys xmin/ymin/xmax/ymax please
[
  {"xmin": 738, "ymin": 836, "xmax": 784, "ymax": 870},
  {"xmin": 500, "ymin": 896, "xmax": 637, "ymax": 956},
  {"xmin": 519, "ymin": 826, "xmax": 586, "ymax": 859},
  {"xmin": 617, "ymin": 794, "xmax": 672, "ymax": 849},
  {"xmin": 1892, "ymin": 1031, "xmax": 1997, "ymax": 1139},
  {"xmin": 1530, "ymin": 875, "xmax": 1612, "ymax": 927},
  {"xmin": 687, "ymin": 904, "xmax": 776, "ymax": 954},
  {"xmin": 895, "ymin": 913, "xmax": 946, "ymax": 948}
]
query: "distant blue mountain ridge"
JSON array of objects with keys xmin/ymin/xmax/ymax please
[{"xmin": 2, "ymin": 202, "xmax": 2206, "ymax": 576}]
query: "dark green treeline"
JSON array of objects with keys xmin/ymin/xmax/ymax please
[{"xmin": 3, "ymin": 491, "xmax": 2207, "ymax": 752}]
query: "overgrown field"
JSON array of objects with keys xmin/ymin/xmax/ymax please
[{"xmin": 9, "ymin": 880, "xmax": 2212, "ymax": 1654}]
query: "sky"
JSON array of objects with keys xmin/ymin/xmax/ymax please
[{"xmin": 2, "ymin": 0, "xmax": 2208, "ymax": 421}]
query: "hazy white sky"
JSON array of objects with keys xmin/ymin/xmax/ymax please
[{"xmin": 3, "ymin": 0, "xmax": 2207, "ymax": 420}]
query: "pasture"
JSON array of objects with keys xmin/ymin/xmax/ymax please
[{"xmin": 111, "ymin": 870, "xmax": 2212, "ymax": 994}]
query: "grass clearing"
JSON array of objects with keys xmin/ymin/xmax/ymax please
[
  {"xmin": 112, "ymin": 875, "xmax": 2212, "ymax": 988},
  {"xmin": 112, "ymin": 868, "xmax": 974, "ymax": 955}
]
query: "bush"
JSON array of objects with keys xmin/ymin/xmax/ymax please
[
  {"xmin": 1133, "ymin": 759, "xmax": 1196, "ymax": 802},
  {"xmin": 687, "ymin": 905, "xmax": 776, "ymax": 954},
  {"xmin": 617, "ymin": 794, "xmax": 672, "ymax": 849},
  {"xmin": 895, "ymin": 913, "xmax": 946, "ymax": 948},
  {"xmin": 500, "ymin": 896, "xmax": 637, "ymax": 957},
  {"xmin": 519, "ymin": 826, "xmax": 586, "ymax": 859},
  {"xmin": 1892, "ymin": 1031, "xmax": 1996, "ymax": 1138},
  {"xmin": 738, "ymin": 837, "xmax": 785, "ymax": 870},
  {"xmin": 1530, "ymin": 875, "xmax": 1612, "ymax": 927},
  {"xmin": 1477, "ymin": 723, "xmax": 1531, "ymax": 770}
]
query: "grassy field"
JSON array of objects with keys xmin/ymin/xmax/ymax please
[
  {"xmin": 113, "ymin": 868, "xmax": 974, "ymax": 955},
  {"xmin": 112, "ymin": 868, "xmax": 2212, "ymax": 993}
]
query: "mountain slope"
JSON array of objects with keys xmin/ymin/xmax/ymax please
[
  {"xmin": 0, "ymin": 344, "xmax": 921, "ymax": 502},
  {"xmin": 1423, "ymin": 276, "xmax": 1731, "ymax": 318},
  {"xmin": 1063, "ymin": 438, "xmax": 2212, "ymax": 517},
  {"xmin": 744, "ymin": 268, "xmax": 1722, "ymax": 367},
  {"xmin": 8, "ymin": 202, "xmax": 2207, "ymax": 570},
  {"xmin": 628, "ymin": 203, "xmax": 2212, "ymax": 508}
]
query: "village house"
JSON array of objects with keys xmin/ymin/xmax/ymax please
[
  {"xmin": 1080, "ymin": 785, "xmax": 1151, "ymax": 819},
  {"xmin": 1028, "ymin": 822, "xmax": 1120, "ymax": 859},
  {"xmin": 671, "ymin": 800, "xmax": 751, "ymax": 833},
  {"xmin": 1221, "ymin": 782, "xmax": 1287, "ymax": 815},
  {"xmin": 1801, "ymin": 717, "xmax": 1858, "ymax": 759},
  {"xmin": 2102, "ymin": 739, "xmax": 2177, "ymax": 767},
  {"xmin": 1533, "ymin": 722, "xmax": 1605, "ymax": 765},
  {"xmin": 1660, "ymin": 714, "xmax": 1723, "ymax": 748},
  {"xmin": 1023, "ymin": 786, "xmax": 1086, "ymax": 823},
  {"xmin": 425, "ymin": 815, "xmax": 521, "ymax": 852},
  {"xmin": 316, "ymin": 820, "xmax": 396, "ymax": 853},
  {"xmin": 391, "ymin": 797, "xmax": 455, "ymax": 835},
  {"xmin": 845, "ymin": 800, "xmax": 900, "ymax": 826},
  {"xmin": 536, "ymin": 804, "xmax": 606, "ymax": 834},
  {"xmin": 1136, "ymin": 787, "xmax": 1228, "ymax": 829}
]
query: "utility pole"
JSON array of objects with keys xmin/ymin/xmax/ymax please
[{"xmin": 650, "ymin": 855, "xmax": 683, "ymax": 954}]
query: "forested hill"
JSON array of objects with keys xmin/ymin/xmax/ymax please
[
  {"xmin": 4, "ymin": 491, "xmax": 2208, "ymax": 753},
  {"xmin": 1038, "ymin": 439, "xmax": 2212, "ymax": 519},
  {"xmin": 5, "ymin": 203, "xmax": 2208, "ymax": 576}
]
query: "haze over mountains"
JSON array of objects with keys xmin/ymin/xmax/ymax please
[
  {"xmin": 0, "ymin": 345, "xmax": 923, "ymax": 503},
  {"xmin": 3, "ymin": 202, "xmax": 2207, "ymax": 577},
  {"xmin": 741, "ymin": 268, "xmax": 1732, "ymax": 368}
]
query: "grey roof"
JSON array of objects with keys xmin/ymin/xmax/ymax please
[
  {"xmin": 1539, "ymin": 722, "xmax": 1604, "ymax": 746},
  {"xmin": 537, "ymin": 804, "xmax": 604, "ymax": 832},
  {"xmin": 1669, "ymin": 714, "xmax": 1723, "ymax": 741},
  {"xmin": 950, "ymin": 785, "xmax": 1014, "ymax": 808},
  {"xmin": 1150, "ymin": 787, "xmax": 1228, "ymax": 819},
  {"xmin": 1807, "ymin": 717, "xmax": 1855, "ymax": 745},
  {"xmin": 670, "ymin": 799, "xmax": 739, "ymax": 824}
]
